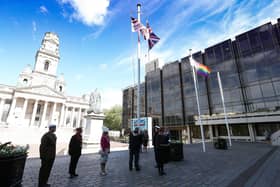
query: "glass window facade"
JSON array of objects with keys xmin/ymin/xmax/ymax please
[
  {"xmin": 122, "ymin": 87, "xmax": 134, "ymax": 129},
  {"xmin": 236, "ymin": 23, "xmax": 280, "ymax": 112},
  {"xmin": 205, "ymin": 40, "xmax": 246, "ymax": 114},
  {"xmin": 122, "ymin": 20, "xmax": 280, "ymax": 132},
  {"xmin": 181, "ymin": 53, "xmax": 210, "ymax": 124},
  {"xmin": 146, "ymin": 70, "xmax": 163, "ymax": 126},
  {"xmin": 132, "ymin": 83, "xmax": 146, "ymax": 118},
  {"xmin": 162, "ymin": 62, "xmax": 183, "ymax": 126}
]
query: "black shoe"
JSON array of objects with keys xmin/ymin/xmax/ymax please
[
  {"xmin": 129, "ymin": 167, "xmax": 132, "ymax": 171},
  {"xmin": 44, "ymin": 184, "xmax": 51, "ymax": 187},
  {"xmin": 69, "ymin": 173, "xmax": 78, "ymax": 178},
  {"xmin": 136, "ymin": 167, "xmax": 140, "ymax": 171}
]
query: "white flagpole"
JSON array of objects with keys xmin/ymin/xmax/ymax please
[
  {"xmin": 217, "ymin": 72, "xmax": 232, "ymax": 146},
  {"xmin": 189, "ymin": 49, "xmax": 206, "ymax": 152},
  {"xmin": 137, "ymin": 4, "xmax": 141, "ymax": 125}
]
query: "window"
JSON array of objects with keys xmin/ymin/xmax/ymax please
[
  {"xmin": 36, "ymin": 104, "xmax": 41, "ymax": 115},
  {"xmin": 205, "ymin": 48, "xmax": 215, "ymax": 65},
  {"xmin": 248, "ymin": 30, "xmax": 262, "ymax": 53},
  {"xmin": 260, "ymin": 26, "xmax": 274, "ymax": 50},
  {"xmin": 23, "ymin": 78, "xmax": 28, "ymax": 85},
  {"xmin": 222, "ymin": 41, "xmax": 232, "ymax": 60},
  {"xmin": 44, "ymin": 61, "xmax": 49, "ymax": 71},
  {"xmin": 237, "ymin": 34, "xmax": 251, "ymax": 57},
  {"xmin": 59, "ymin": 86, "xmax": 63, "ymax": 92},
  {"xmin": 214, "ymin": 46, "xmax": 223, "ymax": 62}
]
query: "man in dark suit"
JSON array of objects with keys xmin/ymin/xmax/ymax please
[
  {"xmin": 68, "ymin": 127, "xmax": 83, "ymax": 178},
  {"xmin": 153, "ymin": 126, "xmax": 160, "ymax": 168},
  {"xmin": 38, "ymin": 124, "xmax": 57, "ymax": 187},
  {"xmin": 129, "ymin": 128, "xmax": 142, "ymax": 171}
]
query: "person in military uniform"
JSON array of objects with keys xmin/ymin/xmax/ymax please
[
  {"xmin": 38, "ymin": 124, "xmax": 57, "ymax": 187},
  {"xmin": 68, "ymin": 127, "xmax": 83, "ymax": 178}
]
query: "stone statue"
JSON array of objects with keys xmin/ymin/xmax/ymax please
[{"xmin": 88, "ymin": 89, "xmax": 102, "ymax": 114}]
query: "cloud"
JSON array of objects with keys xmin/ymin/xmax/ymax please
[
  {"xmin": 144, "ymin": 0, "xmax": 280, "ymax": 64},
  {"xmin": 74, "ymin": 74, "xmax": 83, "ymax": 81},
  {"xmin": 188, "ymin": 0, "xmax": 280, "ymax": 51},
  {"xmin": 40, "ymin": 5, "xmax": 48, "ymax": 14},
  {"xmin": 32, "ymin": 21, "xmax": 37, "ymax": 40},
  {"xmin": 32, "ymin": 21, "xmax": 37, "ymax": 32},
  {"xmin": 58, "ymin": 0, "xmax": 110, "ymax": 26},
  {"xmin": 101, "ymin": 88, "xmax": 122, "ymax": 109},
  {"xmin": 99, "ymin": 63, "xmax": 108, "ymax": 70}
]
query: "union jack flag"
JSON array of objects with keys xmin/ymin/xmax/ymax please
[
  {"xmin": 131, "ymin": 17, "xmax": 144, "ymax": 32},
  {"xmin": 148, "ymin": 32, "xmax": 160, "ymax": 50}
]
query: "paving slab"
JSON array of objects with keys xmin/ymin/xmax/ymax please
[{"xmin": 22, "ymin": 142, "xmax": 273, "ymax": 187}]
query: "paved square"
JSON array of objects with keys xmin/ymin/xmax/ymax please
[{"xmin": 22, "ymin": 142, "xmax": 277, "ymax": 187}]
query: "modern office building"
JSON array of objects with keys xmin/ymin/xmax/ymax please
[
  {"xmin": 0, "ymin": 32, "xmax": 89, "ymax": 128},
  {"xmin": 122, "ymin": 19, "xmax": 280, "ymax": 142}
]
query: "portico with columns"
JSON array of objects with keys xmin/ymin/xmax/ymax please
[{"xmin": 0, "ymin": 32, "xmax": 90, "ymax": 128}]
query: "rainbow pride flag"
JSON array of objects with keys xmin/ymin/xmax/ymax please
[{"xmin": 190, "ymin": 58, "xmax": 211, "ymax": 77}]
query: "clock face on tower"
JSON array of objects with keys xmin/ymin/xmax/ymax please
[{"xmin": 45, "ymin": 42, "xmax": 56, "ymax": 52}]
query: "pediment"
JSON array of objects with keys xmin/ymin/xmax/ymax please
[{"xmin": 16, "ymin": 85, "xmax": 65, "ymax": 98}]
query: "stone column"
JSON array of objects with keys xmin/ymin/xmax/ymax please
[
  {"xmin": 30, "ymin": 100, "xmax": 38, "ymax": 126},
  {"xmin": 0, "ymin": 98, "xmax": 5, "ymax": 122},
  {"xmin": 77, "ymin": 107, "xmax": 82, "ymax": 127},
  {"xmin": 82, "ymin": 110, "xmax": 87, "ymax": 128},
  {"xmin": 214, "ymin": 126, "xmax": 219, "ymax": 137},
  {"xmin": 51, "ymin": 102, "xmax": 57, "ymax": 124},
  {"xmin": 187, "ymin": 125, "xmax": 192, "ymax": 144},
  {"xmin": 7, "ymin": 97, "xmax": 17, "ymax": 124},
  {"xmin": 40, "ymin": 101, "xmax": 48, "ymax": 127},
  {"xmin": 59, "ymin": 104, "xmax": 65, "ymax": 127},
  {"xmin": 70, "ymin": 107, "xmax": 75, "ymax": 128},
  {"xmin": 21, "ymin": 98, "xmax": 28, "ymax": 122},
  {"xmin": 63, "ymin": 106, "xmax": 69, "ymax": 127},
  {"xmin": 209, "ymin": 125, "xmax": 214, "ymax": 141},
  {"xmin": 248, "ymin": 124, "xmax": 256, "ymax": 142}
]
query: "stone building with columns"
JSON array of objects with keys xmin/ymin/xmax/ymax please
[{"xmin": 0, "ymin": 32, "xmax": 89, "ymax": 128}]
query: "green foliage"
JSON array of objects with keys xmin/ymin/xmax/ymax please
[
  {"xmin": 0, "ymin": 142, "xmax": 29, "ymax": 158},
  {"xmin": 104, "ymin": 105, "xmax": 122, "ymax": 131}
]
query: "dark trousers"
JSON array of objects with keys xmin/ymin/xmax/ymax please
[
  {"xmin": 69, "ymin": 154, "xmax": 80, "ymax": 174},
  {"xmin": 38, "ymin": 158, "xmax": 55, "ymax": 187},
  {"xmin": 129, "ymin": 149, "xmax": 140, "ymax": 169},
  {"xmin": 154, "ymin": 148, "xmax": 158, "ymax": 164},
  {"xmin": 155, "ymin": 149, "xmax": 164, "ymax": 173}
]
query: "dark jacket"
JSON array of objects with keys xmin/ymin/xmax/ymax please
[
  {"xmin": 39, "ymin": 131, "xmax": 57, "ymax": 159},
  {"xmin": 68, "ymin": 134, "xmax": 82, "ymax": 156},
  {"xmin": 155, "ymin": 134, "xmax": 170, "ymax": 163},
  {"xmin": 152, "ymin": 131, "xmax": 158, "ymax": 146},
  {"xmin": 129, "ymin": 132, "xmax": 142, "ymax": 151}
]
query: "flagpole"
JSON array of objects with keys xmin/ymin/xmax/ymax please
[
  {"xmin": 146, "ymin": 20, "xmax": 150, "ymax": 66},
  {"xmin": 217, "ymin": 72, "xmax": 232, "ymax": 146},
  {"xmin": 189, "ymin": 49, "xmax": 206, "ymax": 152},
  {"xmin": 137, "ymin": 3, "xmax": 141, "ymax": 125}
]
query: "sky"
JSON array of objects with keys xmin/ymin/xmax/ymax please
[{"xmin": 0, "ymin": 0, "xmax": 279, "ymax": 109}]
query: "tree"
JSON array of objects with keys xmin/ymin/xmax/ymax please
[{"xmin": 104, "ymin": 105, "xmax": 122, "ymax": 131}]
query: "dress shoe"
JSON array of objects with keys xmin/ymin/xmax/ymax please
[{"xmin": 69, "ymin": 173, "xmax": 78, "ymax": 178}]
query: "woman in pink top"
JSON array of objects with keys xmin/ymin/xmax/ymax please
[{"xmin": 100, "ymin": 127, "xmax": 110, "ymax": 176}]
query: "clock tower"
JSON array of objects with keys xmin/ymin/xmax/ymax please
[{"xmin": 34, "ymin": 32, "xmax": 60, "ymax": 76}]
